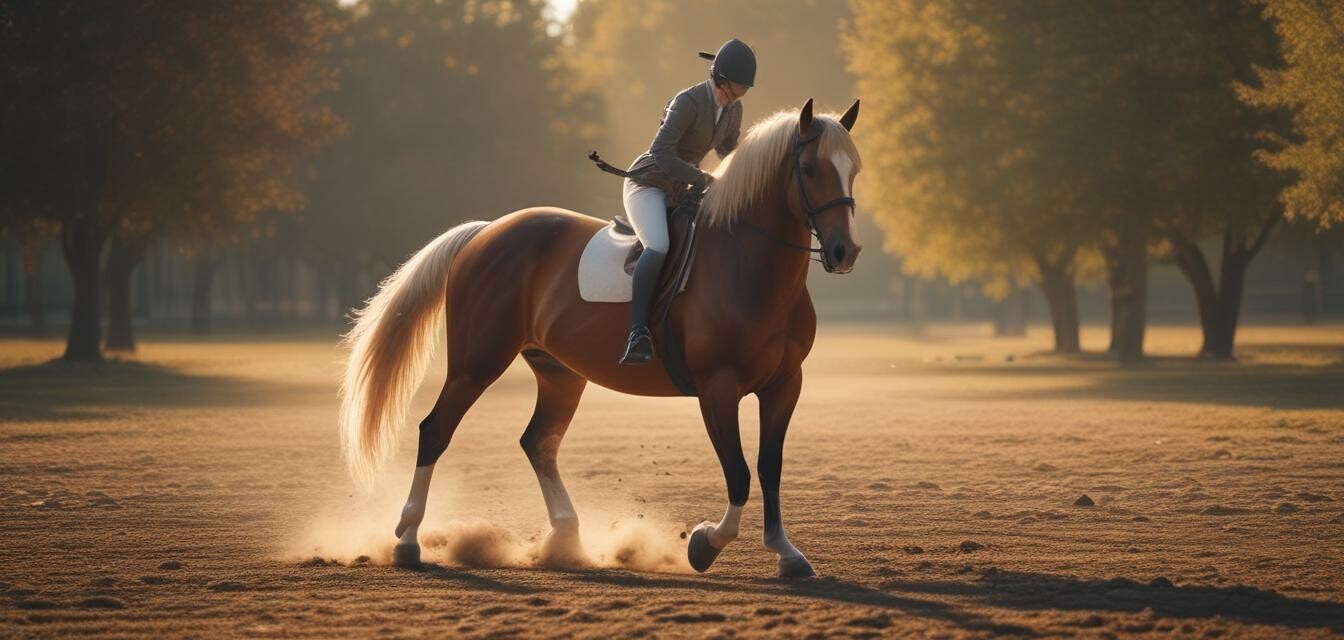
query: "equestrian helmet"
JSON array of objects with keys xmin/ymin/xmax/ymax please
[{"xmin": 705, "ymin": 38, "xmax": 756, "ymax": 88}]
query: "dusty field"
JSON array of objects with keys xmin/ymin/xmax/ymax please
[{"xmin": 1, "ymin": 323, "xmax": 1343, "ymax": 638}]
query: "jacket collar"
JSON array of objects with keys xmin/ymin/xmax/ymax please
[{"xmin": 703, "ymin": 80, "xmax": 729, "ymax": 137}]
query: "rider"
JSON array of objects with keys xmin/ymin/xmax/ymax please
[{"xmin": 619, "ymin": 38, "xmax": 756, "ymax": 365}]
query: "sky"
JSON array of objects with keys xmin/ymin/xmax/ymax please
[{"xmin": 546, "ymin": 0, "xmax": 579, "ymax": 23}]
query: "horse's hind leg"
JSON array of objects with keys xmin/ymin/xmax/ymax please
[
  {"xmin": 393, "ymin": 340, "xmax": 520, "ymax": 567},
  {"xmin": 519, "ymin": 350, "xmax": 588, "ymax": 566}
]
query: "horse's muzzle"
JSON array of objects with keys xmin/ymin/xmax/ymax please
[{"xmin": 822, "ymin": 239, "xmax": 862, "ymax": 274}]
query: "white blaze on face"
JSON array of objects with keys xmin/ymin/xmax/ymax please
[{"xmin": 830, "ymin": 151, "xmax": 860, "ymax": 240}]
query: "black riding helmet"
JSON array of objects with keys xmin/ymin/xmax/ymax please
[{"xmin": 698, "ymin": 38, "xmax": 756, "ymax": 88}]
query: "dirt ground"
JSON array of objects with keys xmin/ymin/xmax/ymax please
[{"xmin": 1, "ymin": 323, "xmax": 1342, "ymax": 638}]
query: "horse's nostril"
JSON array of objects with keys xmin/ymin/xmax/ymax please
[{"xmin": 831, "ymin": 244, "xmax": 847, "ymax": 265}]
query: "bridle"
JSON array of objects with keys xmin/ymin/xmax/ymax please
[{"xmin": 737, "ymin": 127, "xmax": 856, "ymax": 272}]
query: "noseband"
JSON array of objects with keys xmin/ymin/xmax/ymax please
[{"xmin": 738, "ymin": 128, "xmax": 857, "ymax": 270}]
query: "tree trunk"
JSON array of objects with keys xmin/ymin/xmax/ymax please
[
  {"xmin": 21, "ymin": 234, "xmax": 46, "ymax": 337},
  {"xmin": 190, "ymin": 248, "xmax": 217, "ymax": 336},
  {"xmin": 1034, "ymin": 253, "xmax": 1081, "ymax": 353},
  {"xmin": 1203, "ymin": 245, "xmax": 1247, "ymax": 360},
  {"xmin": 1104, "ymin": 227, "xmax": 1149, "ymax": 363},
  {"xmin": 59, "ymin": 220, "xmax": 108, "ymax": 362},
  {"xmin": 104, "ymin": 232, "xmax": 151, "ymax": 352},
  {"xmin": 1171, "ymin": 217, "xmax": 1277, "ymax": 361}
]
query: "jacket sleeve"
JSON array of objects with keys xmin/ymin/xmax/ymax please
[
  {"xmin": 650, "ymin": 92, "xmax": 711, "ymax": 186},
  {"xmin": 715, "ymin": 104, "xmax": 742, "ymax": 158}
]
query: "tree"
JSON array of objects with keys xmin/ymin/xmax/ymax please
[
  {"xmin": 1, "ymin": 2, "xmax": 344, "ymax": 357},
  {"xmin": 304, "ymin": 0, "xmax": 602, "ymax": 312},
  {"xmin": 1114, "ymin": 0, "xmax": 1286, "ymax": 361},
  {"xmin": 106, "ymin": 2, "xmax": 344, "ymax": 348},
  {"xmin": 1239, "ymin": 0, "xmax": 1344, "ymax": 229},
  {"xmin": 842, "ymin": 0, "xmax": 1120, "ymax": 353},
  {"xmin": 3, "ymin": 2, "xmax": 123, "ymax": 360}
]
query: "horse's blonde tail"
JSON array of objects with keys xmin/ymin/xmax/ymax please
[{"xmin": 339, "ymin": 220, "xmax": 490, "ymax": 490}]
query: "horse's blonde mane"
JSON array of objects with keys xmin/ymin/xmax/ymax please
[{"xmin": 701, "ymin": 108, "xmax": 861, "ymax": 228}]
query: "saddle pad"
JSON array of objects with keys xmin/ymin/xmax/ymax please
[{"xmin": 578, "ymin": 221, "xmax": 639, "ymax": 302}]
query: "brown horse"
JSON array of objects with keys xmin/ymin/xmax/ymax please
[{"xmin": 339, "ymin": 98, "xmax": 862, "ymax": 578}]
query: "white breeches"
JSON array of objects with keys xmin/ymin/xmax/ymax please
[{"xmin": 622, "ymin": 178, "xmax": 669, "ymax": 253}]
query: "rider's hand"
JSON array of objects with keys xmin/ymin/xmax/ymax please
[{"xmin": 698, "ymin": 173, "xmax": 716, "ymax": 191}]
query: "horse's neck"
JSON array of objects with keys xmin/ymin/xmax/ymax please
[{"xmin": 699, "ymin": 187, "xmax": 812, "ymax": 310}]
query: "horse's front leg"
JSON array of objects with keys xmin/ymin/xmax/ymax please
[
  {"xmin": 757, "ymin": 368, "xmax": 815, "ymax": 578},
  {"xmin": 686, "ymin": 372, "xmax": 749, "ymax": 573}
]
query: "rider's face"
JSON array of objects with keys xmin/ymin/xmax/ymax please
[{"xmin": 713, "ymin": 79, "xmax": 749, "ymax": 106}]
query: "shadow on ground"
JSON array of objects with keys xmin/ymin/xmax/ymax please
[
  {"xmin": 0, "ymin": 358, "xmax": 325, "ymax": 422},
  {"xmin": 446, "ymin": 567, "xmax": 1344, "ymax": 635},
  {"xmin": 882, "ymin": 571, "xmax": 1344, "ymax": 633},
  {"xmin": 558, "ymin": 570, "xmax": 1035, "ymax": 635}
]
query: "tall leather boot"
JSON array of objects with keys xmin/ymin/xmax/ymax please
[{"xmin": 620, "ymin": 248, "xmax": 666, "ymax": 364}]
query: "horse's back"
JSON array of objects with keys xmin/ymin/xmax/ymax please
[
  {"xmin": 449, "ymin": 206, "xmax": 600, "ymax": 277},
  {"xmin": 447, "ymin": 206, "xmax": 684, "ymax": 396},
  {"xmin": 491, "ymin": 206, "xmax": 607, "ymax": 240}
]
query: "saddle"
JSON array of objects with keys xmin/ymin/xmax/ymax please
[{"xmin": 576, "ymin": 198, "xmax": 701, "ymax": 395}]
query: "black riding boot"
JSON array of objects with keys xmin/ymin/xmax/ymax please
[{"xmin": 620, "ymin": 248, "xmax": 666, "ymax": 364}]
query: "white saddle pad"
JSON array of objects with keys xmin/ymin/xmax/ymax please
[{"xmin": 578, "ymin": 222, "xmax": 638, "ymax": 302}]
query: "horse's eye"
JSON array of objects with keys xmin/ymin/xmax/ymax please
[{"xmin": 802, "ymin": 164, "xmax": 816, "ymax": 178}]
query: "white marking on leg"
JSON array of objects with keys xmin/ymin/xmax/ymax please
[
  {"xmin": 397, "ymin": 464, "xmax": 435, "ymax": 544},
  {"xmin": 764, "ymin": 523, "xmax": 805, "ymax": 561},
  {"xmin": 707, "ymin": 503, "xmax": 742, "ymax": 549},
  {"xmin": 536, "ymin": 472, "xmax": 578, "ymax": 527}
]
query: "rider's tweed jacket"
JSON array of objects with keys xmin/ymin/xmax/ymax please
[{"xmin": 626, "ymin": 79, "xmax": 742, "ymax": 206}]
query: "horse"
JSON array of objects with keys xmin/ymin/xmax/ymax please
[{"xmin": 339, "ymin": 98, "xmax": 863, "ymax": 578}]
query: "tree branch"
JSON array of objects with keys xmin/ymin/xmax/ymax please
[{"xmin": 1245, "ymin": 212, "xmax": 1281, "ymax": 261}]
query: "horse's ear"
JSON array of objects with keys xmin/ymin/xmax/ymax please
[
  {"xmin": 798, "ymin": 98, "xmax": 814, "ymax": 136},
  {"xmin": 840, "ymin": 99, "xmax": 860, "ymax": 131}
]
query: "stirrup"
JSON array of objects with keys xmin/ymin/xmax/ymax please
[{"xmin": 619, "ymin": 326, "xmax": 655, "ymax": 364}]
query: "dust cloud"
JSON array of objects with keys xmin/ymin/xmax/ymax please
[{"xmin": 284, "ymin": 478, "xmax": 691, "ymax": 572}]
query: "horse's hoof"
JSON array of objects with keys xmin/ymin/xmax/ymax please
[
  {"xmin": 778, "ymin": 554, "xmax": 816, "ymax": 579},
  {"xmin": 539, "ymin": 523, "xmax": 589, "ymax": 568},
  {"xmin": 392, "ymin": 542, "xmax": 422, "ymax": 569},
  {"xmin": 687, "ymin": 522, "xmax": 724, "ymax": 573}
]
